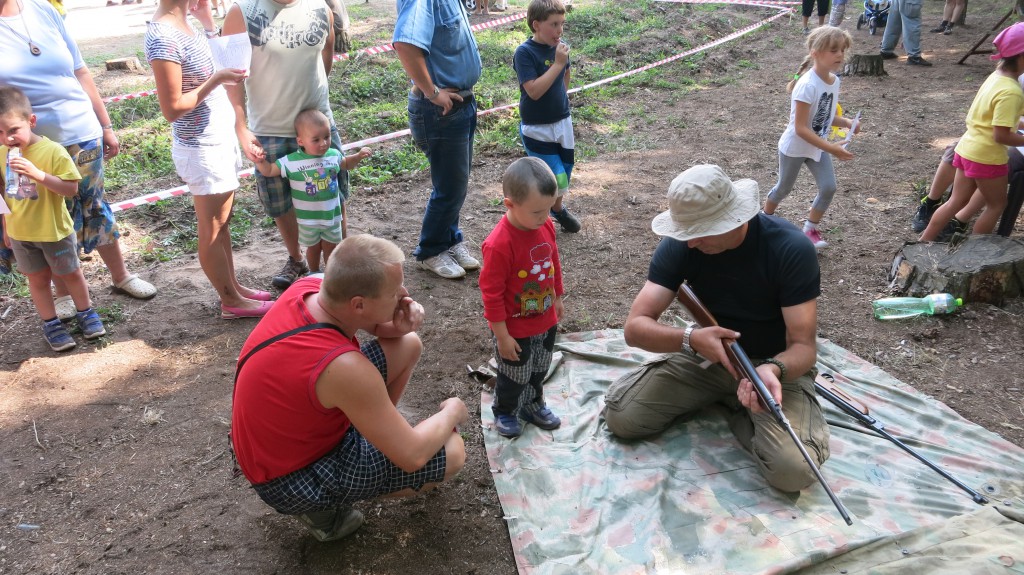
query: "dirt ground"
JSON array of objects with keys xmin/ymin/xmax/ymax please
[{"xmin": 2, "ymin": 1, "xmax": 1024, "ymax": 574}]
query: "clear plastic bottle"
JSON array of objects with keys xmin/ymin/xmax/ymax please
[
  {"xmin": 872, "ymin": 293, "xmax": 963, "ymax": 320},
  {"xmin": 4, "ymin": 146, "xmax": 20, "ymax": 198}
]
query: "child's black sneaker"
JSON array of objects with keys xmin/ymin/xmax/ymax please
[
  {"xmin": 936, "ymin": 218, "xmax": 969, "ymax": 242},
  {"xmin": 550, "ymin": 207, "xmax": 582, "ymax": 233},
  {"xmin": 519, "ymin": 403, "xmax": 561, "ymax": 430},
  {"xmin": 76, "ymin": 308, "xmax": 106, "ymax": 339},
  {"xmin": 43, "ymin": 318, "xmax": 76, "ymax": 352},
  {"xmin": 494, "ymin": 412, "xmax": 522, "ymax": 437},
  {"xmin": 912, "ymin": 199, "xmax": 940, "ymax": 232}
]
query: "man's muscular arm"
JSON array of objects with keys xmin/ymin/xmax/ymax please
[
  {"xmin": 624, "ymin": 281, "xmax": 741, "ymax": 378},
  {"xmin": 736, "ymin": 298, "xmax": 818, "ymax": 412},
  {"xmin": 315, "ymin": 354, "xmax": 467, "ymax": 472}
]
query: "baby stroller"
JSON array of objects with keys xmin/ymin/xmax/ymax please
[{"xmin": 856, "ymin": 0, "xmax": 890, "ymax": 35}]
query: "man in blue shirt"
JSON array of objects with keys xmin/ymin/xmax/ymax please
[{"xmin": 393, "ymin": 0, "xmax": 483, "ymax": 279}]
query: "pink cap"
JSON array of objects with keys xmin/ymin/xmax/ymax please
[{"xmin": 991, "ymin": 22, "xmax": 1024, "ymax": 61}]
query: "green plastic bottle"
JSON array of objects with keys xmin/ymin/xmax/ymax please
[{"xmin": 872, "ymin": 293, "xmax": 963, "ymax": 320}]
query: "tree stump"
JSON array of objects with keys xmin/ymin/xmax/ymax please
[
  {"xmin": 324, "ymin": 0, "xmax": 352, "ymax": 54},
  {"xmin": 888, "ymin": 235, "xmax": 1024, "ymax": 306},
  {"xmin": 105, "ymin": 57, "xmax": 144, "ymax": 73},
  {"xmin": 844, "ymin": 54, "xmax": 887, "ymax": 76}
]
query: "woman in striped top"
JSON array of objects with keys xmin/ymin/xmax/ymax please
[{"xmin": 145, "ymin": 0, "xmax": 275, "ymax": 320}]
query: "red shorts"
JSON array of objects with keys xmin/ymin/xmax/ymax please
[{"xmin": 952, "ymin": 152, "xmax": 1009, "ymax": 179}]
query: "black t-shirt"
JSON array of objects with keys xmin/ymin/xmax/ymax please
[
  {"xmin": 513, "ymin": 38, "xmax": 571, "ymax": 125},
  {"xmin": 647, "ymin": 214, "xmax": 820, "ymax": 358}
]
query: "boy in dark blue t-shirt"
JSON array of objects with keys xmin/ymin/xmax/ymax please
[{"xmin": 513, "ymin": 0, "xmax": 581, "ymax": 233}]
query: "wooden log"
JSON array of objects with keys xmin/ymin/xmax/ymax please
[
  {"xmin": 844, "ymin": 54, "xmax": 887, "ymax": 76},
  {"xmin": 888, "ymin": 235, "xmax": 1024, "ymax": 306},
  {"xmin": 105, "ymin": 57, "xmax": 144, "ymax": 73}
]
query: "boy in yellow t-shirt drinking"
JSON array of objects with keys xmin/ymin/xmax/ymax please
[{"xmin": 1, "ymin": 86, "xmax": 106, "ymax": 352}]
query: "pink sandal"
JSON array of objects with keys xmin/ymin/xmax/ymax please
[
  {"xmin": 246, "ymin": 290, "xmax": 274, "ymax": 301},
  {"xmin": 221, "ymin": 300, "xmax": 274, "ymax": 320}
]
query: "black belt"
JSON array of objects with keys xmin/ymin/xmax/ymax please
[{"xmin": 411, "ymin": 87, "xmax": 474, "ymax": 102}]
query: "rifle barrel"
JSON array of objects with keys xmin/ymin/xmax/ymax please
[{"xmin": 814, "ymin": 382, "xmax": 988, "ymax": 505}]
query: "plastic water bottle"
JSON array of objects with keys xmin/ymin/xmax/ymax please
[
  {"xmin": 4, "ymin": 146, "xmax": 20, "ymax": 198},
  {"xmin": 872, "ymin": 293, "xmax": 963, "ymax": 320}
]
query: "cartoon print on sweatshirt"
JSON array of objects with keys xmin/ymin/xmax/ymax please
[{"xmin": 514, "ymin": 242, "xmax": 557, "ymax": 317}]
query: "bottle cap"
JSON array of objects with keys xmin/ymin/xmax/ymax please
[{"xmin": 956, "ymin": 298, "xmax": 963, "ymax": 305}]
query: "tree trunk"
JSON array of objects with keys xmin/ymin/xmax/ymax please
[
  {"xmin": 325, "ymin": 0, "xmax": 352, "ymax": 54},
  {"xmin": 888, "ymin": 235, "xmax": 1024, "ymax": 306},
  {"xmin": 844, "ymin": 54, "xmax": 887, "ymax": 76}
]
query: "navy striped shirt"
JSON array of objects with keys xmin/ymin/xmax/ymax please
[{"xmin": 144, "ymin": 22, "xmax": 232, "ymax": 147}]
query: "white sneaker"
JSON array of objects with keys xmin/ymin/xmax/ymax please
[
  {"xmin": 448, "ymin": 242, "xmax": 480, "ymax": 270},
  {"xmin": 418, "ymin": 252, "xmax": 466, "ymax": 279}
]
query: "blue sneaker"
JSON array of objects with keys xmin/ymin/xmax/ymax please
[
  {"xmin": 76, "ymin": 308, "xmax": 106, "ymax": 339},
  {"xmin": 520, "ymin": 403, "xmax": 561, "ymax": 430},
  {"xmin": 43, "ymin": 318, "xmax": 76, "ymax": 352},
  {"xmin": 494, "ymin": 412, "xmax": 522, "ymax": 438}
]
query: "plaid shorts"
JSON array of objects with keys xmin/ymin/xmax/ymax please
[
  {"xmin": 254, "ymin": 122, "xmax": 348, "ymax": 219},
  {"xmin": 250, "ymin": 341, "xmax": 450, "ymax": 514},
  {"xmin": 66, "ymin": 138, "xmax": 120, "ymax": 253}
]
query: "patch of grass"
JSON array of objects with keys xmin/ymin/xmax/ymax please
[
  {"xmin": 96, "ymin": 302, "xmax": 127, "ymax": 324},
  {"xmin": 0, "ymin": 270, "xmax": 30, "ymax": 298},
  {"xmin": 476, "ymin": 113, "xmax": 522, "ymax": 155},
  {"xmin": 350, "ymin": 140, "xmax": 429, "ymax": 186},
  {"xmin": 104, "ymin": 121, "xmax": 176, "ymax": 190}
]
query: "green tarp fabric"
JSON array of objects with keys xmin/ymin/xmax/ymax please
[{"xmin": 482, "ymin": 330, "xmax": 1024, "ymax": 574}]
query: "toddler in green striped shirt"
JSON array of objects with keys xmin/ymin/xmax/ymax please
[{"xmin": 255, "ymin": 109, "xmax": 371, "ymax": 272}]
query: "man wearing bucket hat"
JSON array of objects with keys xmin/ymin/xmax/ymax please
[{"xmin": 603, "ymin": 164, "xmax": 831, "ymax": 493}]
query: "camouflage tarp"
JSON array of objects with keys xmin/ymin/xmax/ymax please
[{"xmin": 481, "ymin": 330, "xmax": 1024, "ymax": 574}]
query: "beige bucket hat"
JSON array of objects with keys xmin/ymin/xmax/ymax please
[{"xmin": 651, "ymin": 164, "xmax": 760, "ymax": 242}]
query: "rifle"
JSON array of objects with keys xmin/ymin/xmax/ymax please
[
  {"xmin": 676, "ymin": 282, "xmax": 853, "ymax": 526},
  {"xmin": 813, "ymin": 373, "xmax": 989, "ymax": 505}
]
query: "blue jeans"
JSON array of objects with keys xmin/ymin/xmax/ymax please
[
  {"xmin": 881, "ymin": 0, "xmax": 924, "ymax": 57},
  {"xmin": 407, "ymin": 95, "xmax": 477, "ymax": 261}
]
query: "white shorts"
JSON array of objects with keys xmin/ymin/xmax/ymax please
[{"xmin": 171, "ymin": 140, "xmax": 241, "ymax": 196}]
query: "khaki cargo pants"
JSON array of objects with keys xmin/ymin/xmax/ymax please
[{"xmin": 603, "ymin": 351, "xmax": 831, "ymax": 492}]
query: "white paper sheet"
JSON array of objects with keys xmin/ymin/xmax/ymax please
[
  {"xmin": 208, "ymin": 33, "xmax": 251, "ymax": 72},
  {"xmin": 841, "ymin": 111, "xmax": 860, "ymax": 148}
]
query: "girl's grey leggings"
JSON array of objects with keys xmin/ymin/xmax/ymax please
[{"xmin": 767, "ymin": 151, "xmax": 837, "ymax": 214}]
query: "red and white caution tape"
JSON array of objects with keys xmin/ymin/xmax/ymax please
[
  {"xmin": 102, "ymin": 13, "xmax": 528, "ymax": 103},
  {"xmin": 108, "ymin": 1, "xmax": 790, "ymax": 213}
]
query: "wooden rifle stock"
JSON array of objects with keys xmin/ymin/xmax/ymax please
[
  {"xmin": 814, "ymin": 374, "xmax": 989, "ymax": 505},
  {"xmin": 676, "ymin": 282, "xmax": 853, "ymax": 525}
]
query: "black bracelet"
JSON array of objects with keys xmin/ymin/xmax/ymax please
[{"xmin": 759, "ymin": 357, "xmax": 787, "ymax": 381}]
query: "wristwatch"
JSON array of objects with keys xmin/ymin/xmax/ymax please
[{"xmin": 426, "ymin": 85, "xmax": 441, "ymax": 100}]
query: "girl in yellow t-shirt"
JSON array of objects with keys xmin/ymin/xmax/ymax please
[{"xmin": 921, "ymin": 23, "xmax": 1024, "ymax": 241}]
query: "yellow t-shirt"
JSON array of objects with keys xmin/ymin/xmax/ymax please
[
  {"xmin": 955, "ymin": 72, "xmax": 1024, "ymax": 165},
  {"xmin": 1, "ymin": 137, "xmax": 80, "ymax": 242}
]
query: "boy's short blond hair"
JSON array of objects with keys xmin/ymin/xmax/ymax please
[
  {"xmin": 527, "ymin": 0, "xmax": 566, "ymax": 33},
  {"xmin": 0, "ymin": 86, "xmax": 34, "ymax": 120},
  {"xmin": 321, "ymin": 235, "xmax": 405, "ymax": 305},
  {"xmin": 503, "ymin": 157, "xmax": 558, "ymax": 204}
]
